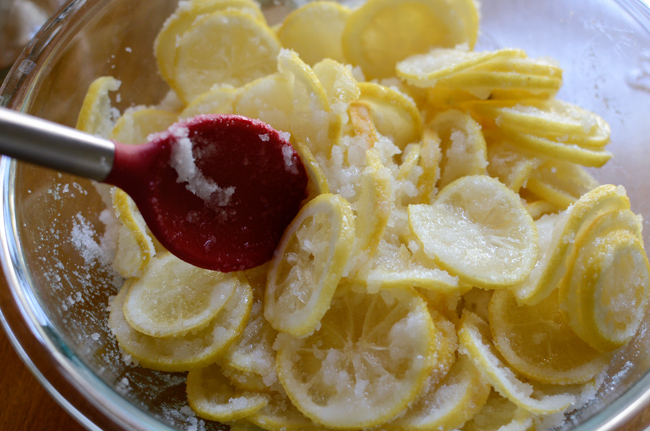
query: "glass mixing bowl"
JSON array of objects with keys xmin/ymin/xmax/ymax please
[{"xmin": 2, "ymin": 0, "xmax": 650, "ymax": 430}]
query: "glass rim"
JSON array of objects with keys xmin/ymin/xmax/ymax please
[{"xmin": 1, "ymin": 0, "xmax": 650, "ymax": 430}]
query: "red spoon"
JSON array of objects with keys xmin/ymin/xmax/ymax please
[{"xmin": 0, "ymin": 108, "xmax": 308, "ymax": 272}]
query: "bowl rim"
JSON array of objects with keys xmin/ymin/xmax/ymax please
[{"xmin": 2, "ymin": 0, "xmax": 650, "ymax": 430}]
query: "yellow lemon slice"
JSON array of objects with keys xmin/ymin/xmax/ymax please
[
  {"xmin": 313, "ymin": 58, "xmax": 361, "ymax": 108},
  {"xmin": 277, "ymin": 2, "xmax": 351, "ymax": 66},
  {"xmin": 108, "ymin": 275, "xmax": 252, "ymax": 371},
  {"xmin": 417, "ymin": 127, "xmax": 442, "ymax": 203},
  {"xmin": 356, "ymin": 82, "xmax": 423, "ymax": 150},
  {"xmin": 292, "ymin": 139, "xmax": 330, "ymax": 199},
  {"xmin": 154, "ymin": 0, "xmax": 265, "ymax": 85},
  {"xmin": 277, "ymin": 49, "xmax": 338, "ymax": 156},
  {"xmin": 187, "ymin": 363, "xmax": 270, "ymax": 421},
  {"xmin": 489, "ymin": 289, "xmax": 610, "ymax": 384},
  {"xmin": 173, "ymin": 10, "xmax": 280, "ymax": 102},
  {"xmin": 431, "ymin": 109, "xmax": 488, "ymax": 188},
  {"xmin": 123, "ymin": 252, "xmax": 237, "ymax": 337},
  {"xmin": 458, "ymin": 310, "xmax": 575, "ymax": 415},
  {"xmin": 501, "ymin": 128, "xmax": 612, "ymax": 167},
  {"xmin": 486, "ymin": 140, "xmax": 542, "ymax": 192},
  {"xmin": 388, "ymin": 353, "xmax": 491, "ymax": 431},
  {"xmin": 478, "ymin": 55, "xmax": 563, "ymax": 79},
  {"xmin": 234, "ymin": 73, "xmax": 293, "ymax": 134},
  {"xmin": 248, "ymin": 389, "xmax": 325, "ymax": 431},
  {"xmin": 275, "ymin": 284, "xmax": 435, "ymax": 429},
  {"xmin": 525, "ymin": 159, "xmax": 600, "ymax": 209},
  {"xmin": 397, "ymin": 48, "xmax": 526, "ymax": 88},
  {"xmin": 409, "ymin": 175, "xmax": 538, "ymax": 288},
  {"xmin": 560, "ymin": 209, "xmax": 649, "ymax": 352},
  {"xmin": 525, "ymin": 198, "xmax": 561, "ymax": 221},
  {"xmin": 76, "ymin": 76, "xmax": 121, "ymax": 136},
  {"xmin": 110, "ymin": 108, "xmax": 177, "ymax": 145},
  {"xmin": 111, "ymin": 189, "xmax": 156, "ymax": 278},
  {"xmin": 179, "ymin": 86, "xmax": 240, "ymax": 119},
  {"xmin": 440, "ymin": 71, "xmax": 562, "ymax": 98},
  {"xmin": 221, "ymin": 363, "xmax": 273, "ymax": 393},
  {"xmin": 462, "ymin": 391, "xmax": 533, "ymax": 431},
  {"xmin": 511, "ymin": 184, "xmax": 631, "ymax": 305},
  {"xmin": 264, "ymin": 193, "xmax": 355, "ymax": 337},
  {"xmin": 342, "ymin": 0, "xmax": 479, "ymax": 79}
]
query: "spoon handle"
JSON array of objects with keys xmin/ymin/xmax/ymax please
[{"xmin": 0, "ymin": 107, "xmax": 115, "ymax": 181}]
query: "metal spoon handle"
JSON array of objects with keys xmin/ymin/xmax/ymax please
[{"xmin": 0, "ymin": 107, "xmax": 115, "ymax": 181}]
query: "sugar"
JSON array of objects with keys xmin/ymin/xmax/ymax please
[
  {"xmin": 282, "ymin": 144, "xmax": 299, "ymax": 175},
  {"xmin": 169, "ymin": 125, "xmax": 236, "ymax": 208}
]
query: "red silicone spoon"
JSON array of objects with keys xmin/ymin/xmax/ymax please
[{"xmin": 0, "ymin": 108, "xmax": 308, "ymax": 272}]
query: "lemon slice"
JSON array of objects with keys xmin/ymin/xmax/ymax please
[
  {"xmin": 123, "ymin": 252, "xmax": 237, "ymax": 337},
  {"xmin": 248, "ymin": 389, "xmax": 325, "ymax": 431},
  {"xmin": 525, "ymin": 198, "xmax": 561, "ymax": 221},
  {"xmin": 486, "ymin": 140, "xmax": 542, "ymax": 192},
  {"xmin": 264, "ymin": 193, "xmax": 355, "ymax": 337},
  {"xmin": 275, "ymin": 284, "xmax": 435, "ymax": 429},
  {"xmin": 417, "ymin": 127, "xmax": 442, "ymax": 203},
  {"xmin": 110, "ymin": 108, "xmax": 177, "ymax": 145},
  {"xmin": 292, "ymin": 139, "xmax": 330, "ymax": 199},
  {"xmin": 489, "ymin": 289, "xmax": 610, "ymax": 384},
  {"xmin": 396, "ymin": 48, "xmax": 525, "ymax": 88},
  {"xmin": 221, "ymin": 363, "xmax": 273, "ymax": 393},
  {"xmin": 222, "ymin": 297, "xmax": 278, "ymax": 378},
  {"xmin": 76, "ymin": 76, "xmax": 121, "ymax": 136},
  {"xmin": 111, "ymin": 189, "xmax": 156, "ymax": 277},
  {"xmin": 108, "ymin": 275, "xmax": 253, "ymax": 371},
  {"xmin": 431, "ymin": 109, "xmax": 488, "ymax": 188},
  {"xmin": 525, "ymin": 159, "xmax": 600, "ymax": 209},
  {"xmin": 511, "ymin": 184, "xmax": 631, "ymax": 305},
  {"xmin": 179, "ymin": 86, "xmax": 240, "ymax": 119},
  {"xmin": 172, "ymin": 9, "xmax": 280, "ymax": 102},
  {"xmin": 342, "ymin": 0, "xmax": 479, "ymax": 79},
  {"xmin": 462, "ymin": 391, "xmax": 533, "ymax": 431},
  {"xmin": 440, "ymin": 71, "xmax": 562, "ymax": 97},
  {"xmin": 388, "ymin": 353, "xmax": 491, "ymax": 431},
  {"xmin": 458, "ymin": 310, "xmax": 575, "ymax": 414},
  {"xmin": 560, "ymin": 209, "xmax": 649, "ymax": 352},
  {"xmin": 154, "ymin": 0, "xmax": 265, "ymax": 85},
  {"xmin": 187, "ymin": 363, "xmax": 270, "ymax": 421},
  {"xmin": 277, "ymin": 2, "xmax": 351, "ymax": 66},
  {"xmin": 409, "ymin": 175, "xmax": 538, "ymax": 288},
  {"xmin": 479, "ymin": 55, "xmax": 563, "ymax": 79},
  {"xmin": 502, "ymin": 128, "xmax": 612, "ymax": 167},
  {"xmin": 277, "ymin": 49, "xmax": 337, "ymax": 156},
  {"xmin": 356, "ymin": 82, "xmax": 423, "ymax": 150},
  {"xmin": 313, "ymin": 59, "xmax": 361, "ymax": 108},
  {"xmin": 234, "ymin": 73, "xmax": 293, "ymax": 134}
]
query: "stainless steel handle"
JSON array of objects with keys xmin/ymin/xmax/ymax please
[{"xmin": 0, "ymin": 107, "xmax": 115, "ymax": 181}]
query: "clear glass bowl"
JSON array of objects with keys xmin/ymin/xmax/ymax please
[{"xmin": 2, "ymin": 0, "xmax": 650, "ymax": 430}]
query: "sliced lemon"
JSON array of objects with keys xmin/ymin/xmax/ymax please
[
  {"xmin": 111, "ymin": 189, "xmax": 156, "ymax": 278},
  {"xmin": 560, "ymin": 208, "xmax": 649, "ymax": 352},
  {"xmin": 277, "ymin": 2, "xmax": 351, "ymax": 66},
  {"xmin": 355, "ymin": 82, "xmax": 423, "ymax": 149},
  {"xmin": 221, "ymin": 363, "xmax": 273, "ymax": 393},
  {"xmin": 264, "ymin": 193, "xmax": 355, "ymax": 337},
  {"xmin": 409, "ymin": 175, "xmax": 538, "ymax": 289},
  {"xmin": 179, "ymin": 86, "xmax": 240, "ymax": 119},
  {"xmin": 397, "ymin": 48, "xmax": 525, "ymax": 88},
  {"xmin": 291, "ymin": 139, "xmax": 330, "ymax": 199},
  {"xmin": 110, "ymin": 108, "xmax": 177, "ymax": 145},
  {"xmin": 76, "ymin": 76, "xmax": 121, "ymax": 136},
  {"xmin": 462, "ymin": 391, "xmax": 533, "ymax": 431},
  {"xmin": 389, "ymin": 353, "xmax": 491, "ymax": 431},
  {"xmin": 417, "ymin": 127, "xmax": 442, "ymax": 203},
  {"xmin": 440, "ymin": 71, "xmax": 562, "ymax": 98},
  {"xmin": 172, "ymin": 10, "xmax": 280, "ymax": 102},
  {"xmin": 489, "ymin": 289, "xmax": 610, "ymax": 384},
  {"xmin": 234, "ymin": 73, "xmax": 293, "ymax": 134},
  {"xmin": 222, "ymin": 297, "xmax": 278, "ymax": 379},
  {"xmin": 486, "ymin": 140, "xmax": 542, "ymax": 192},
  {"xmin": 154, "ymin": 0, "xmax": 265, "ymax": 85},
  {"xmin": 276, "ymin": 284, "xmax": 435, "ymax": 429},
  {"xmin": 462, "ymin": 287, "xmax": 493, "ymax": 323},
  {"xmin": 277, "ymin": 49, "xmax": 338, "ymax": 157},
  {"xmin": 479, "ymin": 55, "xmax": 563, "ymax": 79},
  {"xmin": 501, "ymin": 128, "xmax": 612, "ymax": 167},
  {"xmin": 248, "ymin": 388, "xmax": 325, "ymax": 431},
  {"xmin": 342, "ymin": 0, "xmax": 479, "ymax": 79},
  {"xmin": 187, "ymin": 363, "xmax": 269, "ymax": 421},
  {"xmin": 108, "ymin": 275, "xmax": 252, "ymax": 371},
  {"xmin": 511, "ymin": 184, "xmax": 631, "ymax": 305},
  {"xmin": 525, "ymin": 159, "xmax": 600, "ymax": 209},
  {"xmin": 313, "ymin": 58, "xmax": 361, "ymax": 108},
  {"xmin": 431, "ymin": 109, "xmax": 488, "ymax": 188},
  {"xmin": 525, "ymin": 198, "xmax": 561, "ymax": 221},
  {"xmin": 458, "ymin": 310, "xmax": 575, "ymax": 414},
  {"xmin": 123, "ymin": 252, "xmax": 236, "ymax": 337}
]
